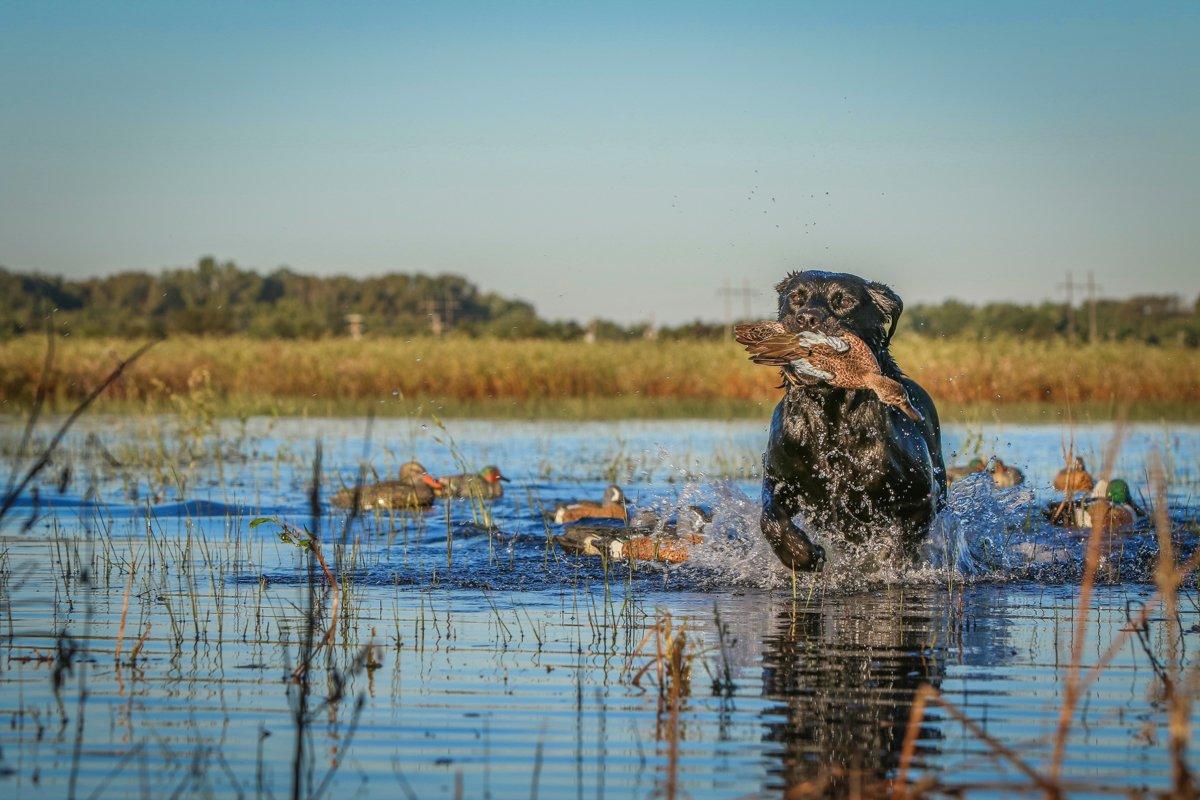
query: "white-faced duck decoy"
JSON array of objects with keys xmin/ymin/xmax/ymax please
[
  {"xmin": 555, "ymin": 506, "xmax": 711, "ymax": 564},
  {"xmin": 1053, "ymin": 456, "xmax": 1094, "ymax": 494},
  {"xmin": 733, "ymin": 323, "xmax": 922, "ymax": 421},
  {"xmin": 438, "ymin": 465, "xmax": 510, "ymax": 500},
  {"xmin": 552, "ymin": 484, "xmax": 628, "ymax": 524},
  {"xmin": 989, "ymin": 458, "xmax": 1025, "ymax": 488},
  {"xmin": 331, "ymin": 461, "xmax": 443, "ymax": 511}
]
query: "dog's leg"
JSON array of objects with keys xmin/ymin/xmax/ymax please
[{"xmin": 760, "ymin": 477, "xmax": 825, "ymax": 571}]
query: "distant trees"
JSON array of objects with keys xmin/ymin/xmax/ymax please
[
  {"xmin": 907, "ymin": 296, "xmax": 1200, "ymax": 345},
  {"xmin": 1, "ymin": 258, "xmax": 1197, "ymax": 345}
]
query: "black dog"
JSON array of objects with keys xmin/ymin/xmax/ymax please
[{"xmin": 759, "ymin": 270, "xmax": 945, "ymax": 571}]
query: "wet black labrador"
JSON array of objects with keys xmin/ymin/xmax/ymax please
[{"xmin": 759, "ymin": 270, "xmax": 946, "ymax": 571}]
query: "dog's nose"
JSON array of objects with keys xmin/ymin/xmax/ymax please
[{"xmin": 795, "ymin": 311, "xmax": 821, "ymax": 330}]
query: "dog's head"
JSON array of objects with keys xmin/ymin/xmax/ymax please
[{"xmin": 774, "ymin": 270, "xmax": 903, "ymax": 354}]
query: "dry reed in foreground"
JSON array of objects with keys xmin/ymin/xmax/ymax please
[{"xmin": 0, "ymin": 335, "xmax": 1196, "ymax": 416}]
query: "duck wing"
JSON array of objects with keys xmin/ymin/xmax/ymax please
[{"xmin": 733, "ymin": 321, "xmax": 810, "ymax": 366}]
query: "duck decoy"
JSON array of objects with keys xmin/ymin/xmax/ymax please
[
  {"xmin": 331, "ymin": 461, "xmax": 443, "ymax": 510},
  {"xmin": 628, "ymin": 505, "xmax": 712, "ymax": 536},
  {"xmin": 552, "ymin": 485, "xmax": 628, "ymax": 524},
  {"xmin": 733, "ymin": 322, "xmax": 922, "ymax": 421},
  {"xmin": 438, "ymin": 465, "xmax": 510, "ymax": 500},
  {"xmin": 1053, "ymin": 457, "xmax": 1094, "ymax": 494},
  {"xmin": 989, "ymin": 457, "xmax": 1025, "ymax": 488},
  {"xmin": 1087, "ymin": 478, "xmax": 1143, "ymax": 535},
  {"xmin": 1043, "ymin": 478, "xmax": 1142, "ymax": 530},
  {"xmin": 946, "ymin": 458, "xmax": 986, "ymax": 484},
  {"xmin": 554, "ymin": 506, "xmax": 711, "ymax": 564}
]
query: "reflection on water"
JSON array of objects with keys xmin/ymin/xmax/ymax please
[
  {"xmin": 760, "ymin": 591, "xmax": 946, "ymax": 793},
  {"xmin": 0, "ymin": 415, "xmax": 1197, "ymax": 798}
]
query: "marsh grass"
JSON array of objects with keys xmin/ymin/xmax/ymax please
[{"xmin": 1, "ymin": 335, "xmax": 1196, "ymax": 419}]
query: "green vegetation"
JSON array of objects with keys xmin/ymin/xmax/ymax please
[{"xmin": 4, "ymin": 257, "xmax": 1199, "ymax": 344}]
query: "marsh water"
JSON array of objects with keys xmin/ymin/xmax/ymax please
[{"xmin": 1, "ymin": 415, "xmax": 1198, "ymax": 799}]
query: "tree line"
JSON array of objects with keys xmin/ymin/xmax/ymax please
[{"xmin": 2, "ymin": 258, "xmax": 1197, "ymax": 345}]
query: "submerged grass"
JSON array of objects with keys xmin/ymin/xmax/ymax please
[{"xmin": 0, "ymin": 334, "xmax": 1197, "ymax": 419}]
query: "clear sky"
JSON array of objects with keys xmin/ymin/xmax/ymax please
[{"xmin": 2, "ymin": 1, "xmax": 1197, "ymax": 323}]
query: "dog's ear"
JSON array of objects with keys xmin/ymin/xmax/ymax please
[
  {"xmin": 774, "ymin": 271, "xmax": 799, "ymax": 295},
  {"xmin": 865, "ymin": 281, "xmax": 903, "ymax": 343}
]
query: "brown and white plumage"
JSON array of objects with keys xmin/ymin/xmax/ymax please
[{"xmin": 733, "ymin": 321, "xmax": 921, "ymax": 421}]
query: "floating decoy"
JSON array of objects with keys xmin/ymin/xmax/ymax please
[
  {"xmin": 733, "ymin": 322, "xmax": 921, "ymax": 421},
  {"xmin": 628, "ymin": 505, "xmax": 712, "ymax": 536},
  {"xmin": 554, "ymin": 506, "xmax": 710, "ymax": 564},
  {"xmin": 946, "ymin": 458, "xmax": 986, "ymax": 484},
  {"xmin": 1043, "ymin": 478, "xmax": 1142, "ymax": 530},
  {"xmin": 1053, "ymin": 456, "xmax": 1094, "ymax": 494},
  {"xmin": 331, "ymin": 461, "xmax": 443, "ymax": 510},
  {"xmin": 989, "ymin": 458, "xmax": 1025, "ymax": 488},
  {"xmin": 551, "ymin": 485, "xmax": 628, "ymax": 524},
  {"xmin": 438, "ymin": 465, "xmax": 510, "ymax": 500},
  {"xmin": 1087, "ymin": 479, "xmax": 1142, "ymax": 535}
]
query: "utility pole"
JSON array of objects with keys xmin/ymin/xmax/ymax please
[
  {"xmin": 717, "ymin": 279, "xmax": 755, "ymax": 330},
  {"xmin": 1085, "ymin": 271, "xmax": 1102, "ymax": 344},
  {"xmin": 442, "ymin": 289, "xmax": 461, "ymax": 331},
  {"xmin": 1057, "ymin": 271, "xmax": 1085, "ymax": 345}
]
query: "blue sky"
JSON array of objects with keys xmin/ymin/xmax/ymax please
[{"xmin": 1, "ymin": 1, "xmax": 1197, "ymax": 323}]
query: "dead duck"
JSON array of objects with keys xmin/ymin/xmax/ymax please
[
  {"xmin": 733, "ymin": 322, "xmax": 921, "ymax": 421},
  {"xmin": 551, "ymin": 484, "xmax": 628, "ymax": 524},
  {"xmin": 1043, "ymin": 478, "xmax": 1142, "ymax": 530},
  {"xmin": 331, "ymin": 461, "xmax": 443, "ymax": 510},
  {"xmin": 946, "ymin": 458, "xmax": 986, "ymax": 484},
  {"xmin": 1053, "ymin": 457, "xmax": 1094, "ymax": 494},
  {"xmin": 989, "ymin": 457, "xmax": 1025, "ymax": 488},
  {"xmin": 437, "ymin": 465, "xmax": 510, "ymax": 500}
]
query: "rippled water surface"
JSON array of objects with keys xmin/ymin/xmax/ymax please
[{"xmin": 1, "ymin": 416, "xmax": 1198, "ymax": 798}]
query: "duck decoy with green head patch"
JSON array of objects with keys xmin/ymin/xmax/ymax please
[
  {"xmin": 1043, "ymin": 477, "xmax": 1142, "ymax": 529},
  {"xmin": 331, "ymin": 461, "xmax": 443, "ymax": 511},
  {"xmin": 438, "ymin": 465, "xmax": 510, "ymax": 500}
]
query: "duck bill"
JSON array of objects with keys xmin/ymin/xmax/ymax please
[{"xmin": 422, "ymin": 474, "xmax": 444, "ymax": 490}]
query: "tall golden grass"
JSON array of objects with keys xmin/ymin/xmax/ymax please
[{"xmin": 0, "ymin": 334, "xmax": 1196, "ymax": 416}]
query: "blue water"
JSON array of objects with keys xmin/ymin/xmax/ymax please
[{"xmin": 0, "ymin": 415, "xmax": 1197, "ymax": 798}]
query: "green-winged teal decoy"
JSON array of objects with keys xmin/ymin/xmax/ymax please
[
  {"xmin": 438, "ymin": 465, "xmax": 510, "ymax": 500},
  {"xmin": 331, "ymin": 461, "xmax": 443, "ymax": 510}
]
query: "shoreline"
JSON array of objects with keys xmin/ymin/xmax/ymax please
[{"xmin": 2, "ymin": 396, "xmax": 1197, "ymax": 423}]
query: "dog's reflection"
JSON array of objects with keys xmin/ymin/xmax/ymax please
[{"xmin": 759, "ymin": 588, "xmax": 945, "ymax": 795}]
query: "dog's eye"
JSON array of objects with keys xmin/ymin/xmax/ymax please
[
  {"xmin": 790, "ymin": 289, "xmax": 809, "ymax": 305},
  {"xmin": 829, "ymin": 291, "xmax": 857, "ymax": 313}
]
